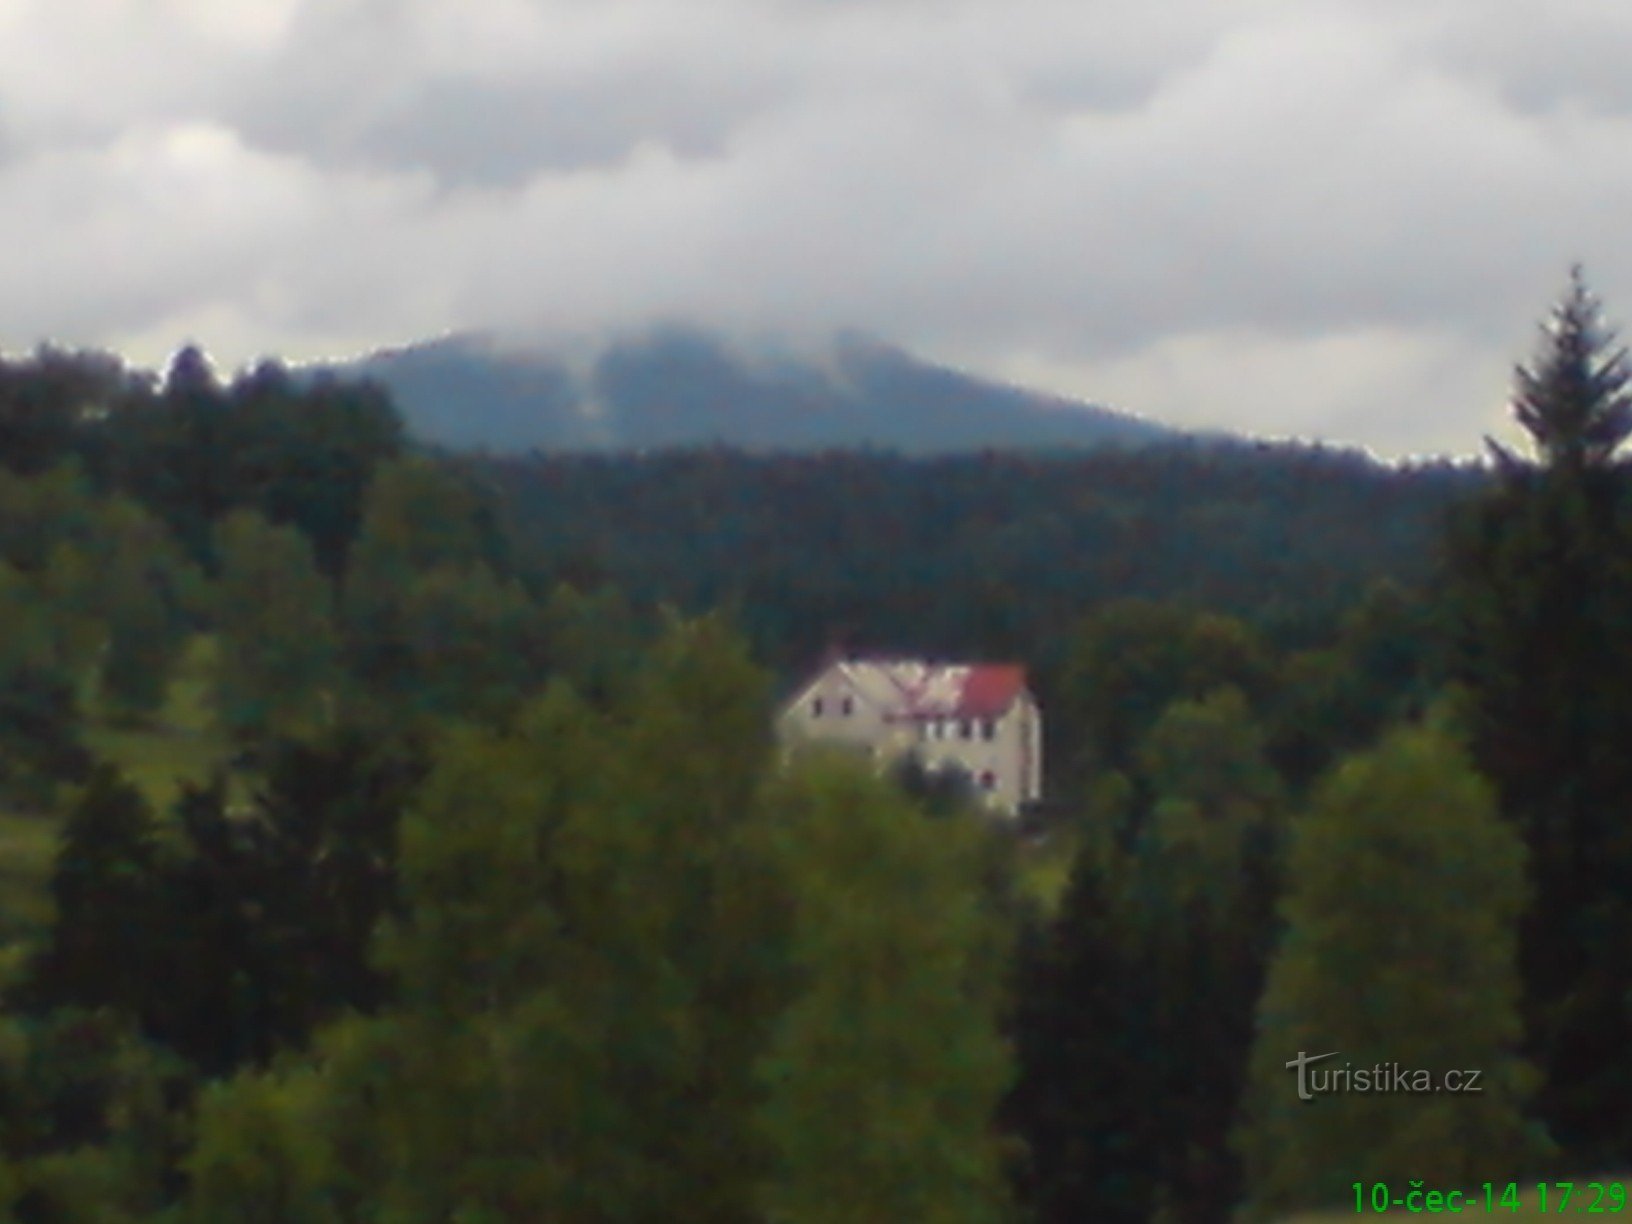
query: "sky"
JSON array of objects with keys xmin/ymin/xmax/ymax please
[{"xmin": 0, "ymin": 0, "xmax": 1627, "ymax": 458}]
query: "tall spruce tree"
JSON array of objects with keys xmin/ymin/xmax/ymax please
[
  {"xmin": 1006, "ymin": 688, "xmax": 1285, "ymax": 1223},
  {"xmin": 26, "ymin": 767, "xmax": 165, "ymax": 1019},
  {"xmin": 1133, "ymin": 688, "xmax": 1284, "ymax": 1221},
  {"xmin": 1494, "ymin": 265, "xmax": 1632, "ymax": 474},
  {"xmin": 1005, "ymin": 847, "xmax": 1161, "ymax": 1224},
  {"xmin": 1445, "ymin": 267, "xmax": 1632, "ymax": 1167}
]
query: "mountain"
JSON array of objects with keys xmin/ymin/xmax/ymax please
[{"xmin": 314, "ymin": 326, "xmax": 1172, "ymax": 454}]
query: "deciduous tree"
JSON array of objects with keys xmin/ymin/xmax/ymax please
[
  {"xmin": 212, "ymin": 509, "xmax": 338, "ymax": 741},
  {"xmin": 751, "ymin": 758, "xmax": 1014, "ymax": 1224},
  {"xmin": 1235, "ymin": 726, "xmax": 1542, "ymax": 1219}
]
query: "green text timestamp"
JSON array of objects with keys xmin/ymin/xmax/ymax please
[{"xmin": 1353, "ymin": 1181, "xmax": 1628, "ymax": 1213}]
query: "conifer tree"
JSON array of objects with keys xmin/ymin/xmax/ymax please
[
  {"xmin": 1492, "ymin": 265, "xmax": 1632, "ymax": 474},
  {"xmin": 1446, "ymin": 266, "xmax": 1632, "ymax": 1165},
  {"xmin": 27, "ymin": 767, "xmax": 164, "ymax": 1019},
  {"xmin": 1133, "ymin": 688, "xmax": 1284, "ymax": 1220},
  {"xmin": 1008, "ymin": 687, "xmax": 1285, "ymax": 1223},
  {"xmin": 1005, "ymin": 848, "xmax": 1160, "ymax": 1224}
]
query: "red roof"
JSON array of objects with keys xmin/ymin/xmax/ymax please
[
  {"xmin": 819, "ymin": 657, "xmax": 1030, "ymax": 722},
  {"xmin": 956, "ymin": 664, "xmax": 1027, "ymax": 718}
]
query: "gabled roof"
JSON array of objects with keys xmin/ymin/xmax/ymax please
[
  {"xmin": 957, "ymin": 664, "xmax": 1027, "ymax": 718},
  {"xmin": 820, "ymin": 657, "xmax": 1029, "ymax": 720}
]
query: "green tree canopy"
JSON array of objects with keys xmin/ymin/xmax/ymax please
[
  {"xmin": 1236, "ymin": 726, "xmax": 1543, "ymax": 1219},
  {"xmin": 212, "ymin": 509, "xmax": 339, "ymax": 741},
  {"xmin": 1058, "ymin": 601, "xmax": 1272, "ymax": 792},
  {"xmin": 752, "ymin": 758, "xmax": 1015, "ymax": 1224}
]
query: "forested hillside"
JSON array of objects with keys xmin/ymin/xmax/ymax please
[
  {"xmin": 0, "ymin": 275, "xmax": 1625, "ymax": 1219},
  {"xmin": 476, "ymin": 442, "xmax": 1478, "ymax": 676}
]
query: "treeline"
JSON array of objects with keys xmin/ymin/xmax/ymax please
[
  {"xmin": 0, "ymin": 344, "xmax": 598, "ymax": 760},
  {"xmin": 0, "ymin": 344, "xmax": 404, "ymax": 574},
  {"xmin": 472, "ymin": 439, "xmax": 1483, "ymax": 677}
]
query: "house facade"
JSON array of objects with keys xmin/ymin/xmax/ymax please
[{"xmin": 777, "ymin": 656, "xmax": 1043, "ymax": 816}]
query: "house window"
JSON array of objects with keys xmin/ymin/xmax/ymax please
[
  {"xmin": 841, "ymin": 696, "xmax": 854, "ymax": 717},
  {"xmin": 981, "ymin": 719, "xmax": 996, "ymax": 741},
  {"xmin": 812, "ymin": 697, "xmax": 824, "ymax": 718},
  {"xmin": 959, "ymin": 719, "xmax": 972, "ymax": 740},
  {"xmin": 979, "ymin": 770, "xmax": 996, "ymax": 790}
]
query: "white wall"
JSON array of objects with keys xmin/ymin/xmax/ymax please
[
  {"xmin": 911, "ymin": 695, "xmax": 1038, "ymax": 816},
  {"xmin": 777, "ymin": 666, "xmax": 1043, "ymax": 817}
]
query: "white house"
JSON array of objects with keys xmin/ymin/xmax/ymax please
[{"xmin": 777, "ymin": 655, "xmax": 1043, "ymax": 817}]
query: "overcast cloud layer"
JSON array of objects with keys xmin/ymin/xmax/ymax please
[{"xmin": 0, "ymin": 0, "xmax": 1627, "ymax": 456}]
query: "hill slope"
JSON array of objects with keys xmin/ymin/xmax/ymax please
[
  {"xmin": 318, "ymin": 327, "xmax": 1172, "ymax": 454},
  {"xmin": 473, "ymin": 442, "xmax": 1482, "ymax": 679}
]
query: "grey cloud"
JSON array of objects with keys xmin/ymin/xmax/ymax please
[
  {"xmin": 1428, "ymin": 1, "xmax": 1632, "ymax": 118},
  {"xmin": 209, "ymin": 0, "xmax": 798, "ymax": 184},
  {"xmin": 1016, "ymin": 70, "xmax": 1167, "ymax": 118},
  {"xmin": 240, "ymin": 72, "xmax": 780, "ymax": 187},
  {"xmin": 0, "ymin": 0, "xmax": 1629, "ymax": 456}
]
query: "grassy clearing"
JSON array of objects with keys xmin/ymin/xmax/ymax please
[
  {"xmin": 1014, "ymin": 826, "xmax": 1078, "ymax": 913},
  {"xmin": 156, "ymin": 634, "xmax": 218, "ymax": 736},
  {"xmin": 0, "ymin": 636, "xmax": 237, "ymax": 945},
  {"xmin": 82, "ymin": 722, "xmax": 226, "ymax": 814},
  {"xmin": 0, "ymin": 810, "xmax": 59, "ymax": 943},
  {"xmin": 83, "ymin": 635, "xmax": 227, "ymax": 811}
]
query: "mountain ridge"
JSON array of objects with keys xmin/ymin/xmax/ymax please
[{"xmin": 311, "ymin": 326, "xmax": 1174, "ymax": 454}]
